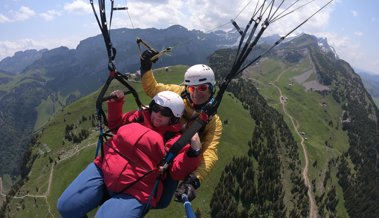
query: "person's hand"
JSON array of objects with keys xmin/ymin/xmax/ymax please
[
  {"xmin": 175, "ymin": 182, "xmax": 196, "ymax": 203},
  {"xmin": 140, "ymin": 49, "xmax": 159, "ymax": 76},
  {"xmin": 190, "ymin": 133, "xmax": 201, "ymax": 151},
  {"xmin": 174, "ymin": 173, "xmax": 200, "ymax": 203},
  {"xmin": 110, "ymin": 90, "xmax": 124, "ymax": 101}
]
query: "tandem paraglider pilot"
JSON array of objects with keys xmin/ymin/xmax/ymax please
[{"xmin": 140, "ymin": 49, "xmax": 223, "ymax": 207}]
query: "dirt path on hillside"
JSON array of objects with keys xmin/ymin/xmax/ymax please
[
  {"xmin": 0, "ymin": 177, "xmax": 5, "ymax": 206},
  {"xmin": 273, "ymin": 71, "xmax": 318, "ymax": 218},
  {"xmin": 2, "ymin": 142, "xmax": 95, "ymax": 217}
]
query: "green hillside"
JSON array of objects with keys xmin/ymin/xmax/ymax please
[
  {"xmin": 0, "ymin": 68, "xmax": 80, "ymax": 181},
  {"xmin": 201, "ymin": 38, "xmax": 362, "ymax": 217},
  {"xmin": 246, "ymin": 55, "xmax": 350, "ymax": 217},
  {"xmin": 2, "ymin": 66, "xmax": 254, "ymax": 218}
]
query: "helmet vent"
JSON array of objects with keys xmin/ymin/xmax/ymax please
[{"xmin": 199, "ymin": 78, "xmax": 206, "ymax": 82}]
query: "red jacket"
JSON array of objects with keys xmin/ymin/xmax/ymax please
[{"xmin": 94, "ymin": 98, "xmax": 200, "ymax": 206}]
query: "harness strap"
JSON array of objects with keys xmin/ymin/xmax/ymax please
[
  {"xmin": 163, "ymin": 117, "xmax": 207, "ymax": 169},
  {"xmin": 91, "ymin": 0, "xmax": 144, "ymax": 159},
  {"xmin": 117, "ymin": 169, "xmax": 156, "ymax": 194},
  {"xmin": 141, "ymin": 174, "xmax": 162, "ymax": 216}
]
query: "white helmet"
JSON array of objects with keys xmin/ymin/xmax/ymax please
[
  {"xmin": 184, "ymin": 64, "xmax": 215, "ymax": 86},
  {"xmin": 152, "ymin": 91, "xmax": 184, "ymax": 118}
]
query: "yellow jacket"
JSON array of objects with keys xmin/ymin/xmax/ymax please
[{"xmin": 141, "ymin": 70, "xmax": 223, "ymax": 182}]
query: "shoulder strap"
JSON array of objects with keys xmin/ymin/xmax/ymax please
[{"xmin": 163, "ymin": 131, "xmax": 176, "ymax": 143}]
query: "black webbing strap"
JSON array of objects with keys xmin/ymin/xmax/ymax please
[
  {"xmin": 161, "ymin": 114, "xmax": 208, "ymax": 170},
  {"xmin": 90, "ymin": 0, "xmax": 143, "ymax": 158}
]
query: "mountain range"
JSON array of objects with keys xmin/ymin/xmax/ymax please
[{"xmin": 0, "ymin": 25, "xmax": 379, "ymax": 217}]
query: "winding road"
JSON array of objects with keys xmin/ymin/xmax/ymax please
[
  {"xmin": 272, "ymin": 71, "xmax": 318, "ymax": 218},
  {"xmin": 1, "ymin": 142, "xmax": 95, "ymax": 217}
]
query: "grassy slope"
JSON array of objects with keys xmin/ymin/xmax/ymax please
[
  {"xmin": 0, "ymin": 70, "xmax": 47, "ymax": 91},
  {"xmin": 4, "ymin": 65, "xmax": 254, "ymax": 218},
  {"xmin": 247, "ymin": 56, "xmax": 349, "ymax": 217},
  {"xmin": 0, "ymin": 72, "xmax": 15, "ymax": 91},
  {"xmin": 0, "ymin": 70, "xmax": 78, "ymax": 131}
]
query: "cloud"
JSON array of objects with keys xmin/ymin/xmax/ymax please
[
  {"xmin": 118, "ymin": 0, "xmax": 187, "ymax": 29},
  {"xmin": 13, "ymin": 6, "xmax": 36, "ymax": 21},
  {"xmin": 0, "ymin": 14, "xmax": 11, "ymax": 23},
  {"xmin": 317, "ymin": 31, "xmax": 379, "ymax": 74},
  {"xmin": 124, "ymin": 0, "xmax": 334, "ymax": 36},
  {"xmin": 64, "ymin": 0, "xmax": 92, "ymax": 14},
  {"xmin": 354, "ymin": 32, "xmax": 363, "ymax": 37},
  {"xmin": 135, "ymin": 0, "xmax": 169, "ymax": 3},
  {"xmin": 0, "ymin": 6, "xmax": 36, "ymax": 23},
  {"xmin": 183, "ymin": 0, "xmax": 247, "ymax": 31},
  {"xmin": 318, "ymin": 32, "xmax": 362, "ymax": 62},
  {"xmin": 0, "ymin": 39, "xmax": 42, "ymax": 59},
  {"xmin": 0, "ymin": 6, "xmax": 61, "ymax": 23},
  {"xmin": 40, "ymin": 10, "xmax": 62, "ymax": 21},
  {"xmin": 0, "ymin": 37, "xmax": 80, "ymax": 60}
]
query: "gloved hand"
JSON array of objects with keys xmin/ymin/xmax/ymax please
[
  {"xmin": 174, "ymin": 173, "xmax": 200, "ymax": 202},
  {"xmin": 109, "ymin": 90, "xmax": 124, "ymax": 102},
  {"xmin": 140, "ymin": 49, "xmax": 159, "ymax": 76}
]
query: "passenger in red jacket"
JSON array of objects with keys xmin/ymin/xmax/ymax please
[{"xmin": 57, "ymin": 90, "xmax": 201, "ymax": 218}]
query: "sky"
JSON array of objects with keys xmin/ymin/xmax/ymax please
[{"xmin": 1, "ymin": 0, "xmax": 378, "ymax": 74}]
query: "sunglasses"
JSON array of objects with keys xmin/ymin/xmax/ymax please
[
  {"xmin": 187, "ymin": 84, "xmax": 210, "ymax": 93},
  {"xmin": 151, "ymin": 103, "xmax": 174, "ymax": 117}
]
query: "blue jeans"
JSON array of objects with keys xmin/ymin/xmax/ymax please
[{"xmin": 57, "ymin": 163, "xmax": 146, "ymax": 218}]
